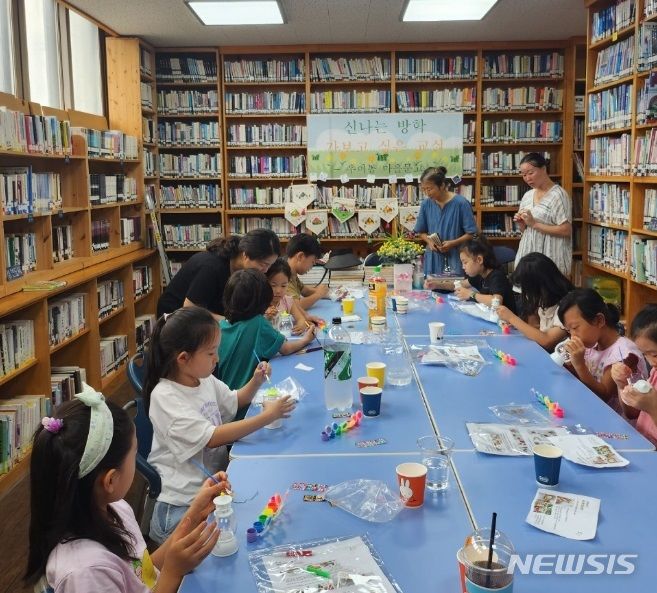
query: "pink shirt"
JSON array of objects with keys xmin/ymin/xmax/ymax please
[
  {"xmin": 636, "ymin": 368, "xmax": 657, "ymax": 447},
  {"xmin": 276, "ymin": 295, "xmax": 294, "ymax": 314},
  {"xmin": 46, "ymin": 500, "xmax": 158, "ymax": 593}
]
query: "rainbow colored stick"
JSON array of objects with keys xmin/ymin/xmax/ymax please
[
  {"xmin": 321, "ymin": 410, "xmax": 363, "ymax": 440},
  {"xmin": 488, "ymin": 345, "xmax": 517, "ymax": 366},
  {"xmin": 531, "ymin": 387, "xmax": 565, "ymax": 418}
]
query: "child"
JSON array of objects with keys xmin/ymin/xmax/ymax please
[
  {"xmin": 611, "ymin": 304, "xmax": 657, "ymax": 445},
  {"xmin": 496, "ymin": 252, "xmax": 572, "ymax": 350},
  {"xmin": 286, "ymin": 233, "xmax": 329, "ymax": 310},
  {"xmin": 265, "ymin": 258, "xmax": 324, "ymax": 333},
  {"xmin": 557, "ymin": 288, "xmax": 646, "ymax": 406},
  {"xmin": 144, "ymin": 306, "xmax": 295, "ymax": 544},
  {"xmin": 430, "ymin": 237, "xmax": 516, "ymax": 311},
  {"xmin": 26, "ymin": 387, "xmax": 227, "ymax": 593}
]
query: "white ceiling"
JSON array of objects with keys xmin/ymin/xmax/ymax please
[{"xmin": 69, "ymin": 0, "xmax": 587, "ymax": 47}]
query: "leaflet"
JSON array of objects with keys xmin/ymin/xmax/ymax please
[
  {"xmin": 466, "ymin": 423, "xmax": 571, "ymax": 456},
  {"xmin": 548, "ymin": 434, "xmax": 629, "ymax": 468},
  {"xmin": 526, "ymin": 488, "xmax": 600, "ymax": 540}
]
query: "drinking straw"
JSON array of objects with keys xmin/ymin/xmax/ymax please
[
  {"xmin": 486, "ymin": 512, "xmax": 497, "ymax": 588},
  {"xmin": 252, "ymin": 350, "xmax": 272, "ymax": 384}
]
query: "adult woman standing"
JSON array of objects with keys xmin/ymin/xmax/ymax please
[
  {"xmin": 413, "ymin": 166, "xmax": 478, "ymax": 276},
  {"xmin": 513, "ymin": 153, "xmax": 572, "ymax": 276},
  {"xmin": 157, "ymin": 228, "xmax": 280, "ymax": 319}
]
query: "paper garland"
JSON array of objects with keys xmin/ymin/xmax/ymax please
[
  {"xmin": 305, "ymin": 209, "xmax": 328, "ymax": 235},
  {"xmin": 331, "ymin": 197, "xmax": 356, "ymax": 223},
  {"xmin": 285, "ymin": 202, "xmax": 307, "ymax": 227},
  {"xmin": 376, "ymin": 198, "xmax": 399, "ymax": 223},
  {"xmin": 358, "ymin": 210, "xmax": 381, "ymax": 235},
  {"xmin": 398, "ymin": 206, "xmax": 420, "ymax": 231},
  {"xmin": 291, "ymin": 184, "xmax": 316, "ymax": 209}
]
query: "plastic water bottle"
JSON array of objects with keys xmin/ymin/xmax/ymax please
[
  {"xmin": 324, "ymin": 317, "xmax": 353, "ymax": 410},
  {"xmin": 278, "ymin": 312, "xmax": 293, "ymax": 338}
]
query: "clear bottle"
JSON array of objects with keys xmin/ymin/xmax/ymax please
[
  {"xmin": 412, "ymin": 257, "xmax": 424, "ymax": 289},
  {"xmin": 490, "ymin": 295, "xmax": 501, "ymax": 322},
  {"xmin": 368, "ymin": 265, "xmax": 387, "ymax": 329},
  {"xmin": 324, "ymin": 317, "xmax": 353, "ymax": 410},
  {"xmin": 211, "ymin": 495, "xmax": 238, "ymax": 557},
  {"xmin": 278, "ymin": 311, "xmax": 293, "ymax": 338}
]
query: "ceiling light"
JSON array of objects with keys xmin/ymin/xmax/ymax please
[
  {"xmin": 187, "ymin": 1, "xmax": 284, "ymax": 25},
  {"xmin": 402, "ymin": 0, "xmax": 498, "ymax": 21}
]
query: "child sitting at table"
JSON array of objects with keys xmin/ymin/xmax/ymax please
[
  {"xmin": 286, "ymin": 234, "xmax": 329, "ymax": 310},
  {"xmin": 265, "ymin": 258, "xmax": 324, "ymax": 334},
  {"xmin": 495, "ymin": 252, "xmax": 572, "ymax": 351},
  {"xmin": 611, "ymin": 304, "xmax": 657, "ymax": 445},
  {"xmin": 557, "ymin": 288, "xmax": 646, "ymax": 407},
  {"xmin": 446, "ymin": 237, "xmax": 516, "ymax": 312}
]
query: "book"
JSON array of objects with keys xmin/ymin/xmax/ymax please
[{"xmin": 22, "ymin": 280, "xmax": 67, "ymax": 292}]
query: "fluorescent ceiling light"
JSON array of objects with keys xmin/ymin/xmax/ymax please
[
  {"xmin": 187, "ymin": 1, "xmax": 284, "ymax": 25},
  {"xmin": 402, "ymin": 0, "xmax": 498, "ymax": 21}
]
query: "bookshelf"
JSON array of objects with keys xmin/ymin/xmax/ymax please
[{"xmin": 584, "ymin": 0, "xmax": 657, "ymax": 321}]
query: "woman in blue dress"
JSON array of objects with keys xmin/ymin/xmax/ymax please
[{"xmin": 414, "ymin": 166, "xmax": 478, "ymax": 275}]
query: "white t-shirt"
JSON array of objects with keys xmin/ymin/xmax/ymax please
[
  {"xmin": 538, "ymin": 304, "xmax": 565, "ymax": 333},
  {"xmin": 148, "ymin": 376, "xmax": 238, "ymax": 505},
  {"xmin": 46, "ymin": 500, "xmax": 158, "ymax": 593}
]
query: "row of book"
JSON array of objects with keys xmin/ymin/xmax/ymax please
[
  {"xmin": 0, "ymin": 106, "xmax": 73, "ymax": 155},
  {"xmin": 99, "ymin": 334, "xmax": 129, "ymax": 377},
  {"xmin": 92, "ymin": 219, "xmax": 111, "ymax": 252},
  {"xmin": 53, "ymin": 224, "xmax": 73, "ymax": 263},
  {"xmin": 120, "ymin": 216, "xmax": 141, "ymax": 245},
  {"xmin": 140, "ymin": 47, "xmax": 152, "ymax": 76},
  {"xmin": 643, "ymin": 188, "xmax": 657, "ymax": 230},
  {"xmin": 590, "ymin": 0, "xmax": 635, "ymax": 44},
  {"xmin": 395, "ymin": 88, "xmax": 476, "ymax": 113},
  {"xmin": 72, "ymin": 127, "xmax": 138, "ymax": 160},
  {"xmin": 160, "ymin": 184, "xmax": 221, "ymax": 209},
  {"xmin": 226, "ymin": 123, "xmax": 306, "ymax": 146},
  {"xmin": 0, "ymin": 319, "xmax": 35, "ymax": 378},
  {"xmin": 48, "ymin": 293, "xmax": 86, "ymax": 347},
  {"xmin": 227, "ymin": 155, "xmax": 304, "ymax": 178},
  {"xmin": 143, "ymin": 117, "xmax": 155, "ymax": 144},
  {"xmin": 647, "ymin": 0, "xmax": 657, "ymax": 18},
  {"xmin": 396, "ymin": 56, "xmax": 478, "ymax": 80},
  {"xmin": 97, "ymin": 278, "xmax": 124, "ymax": 319},
  {"xmin": 224, "ymin": 58, "xmax": 305, "ymax": 82},
  {"xmin": 227, "ymin": 216, "xmax": 297, "ymax": 238},
  {"xmin": 588, "ymin": 135, "xmax": 631, "ymax": 175},
  {"xmin": 309, "ymin": 91, "xmax": 391, "ymax": 113},
  {"xmin": 224, "ymin": 91, "xmax": 305, "ymax": 114},
  {"xmin": 482, "ymin": 53, "xmax": 564, "ymax": 79},
  {"xmin": 310, "ymin": 57, "xmax": 391, "ymax": 81},
  {"xmin": 481, "ymin": 119, "xmax": 562, "ymax": 143},
  {"xmin": 592, "ymin": 36, "xmax": 634, "ymax": 87},
  {"xmin": 480, "ymin": 184, "xmax": 529, "ymax": 207},
  {"xmin": 480, "ymin": 213, "xmax": 522, "ymax": 237},
  {"xmin": 588, "ymin": 183, "xmax": 630, "ymax": 226},
  {"xmin": 574, "ymin": 119, "xmax": 585, "ymax": 150},
  {"xmin": 480, "ymin": 151, "xmax": 552, "ymax": 175},
  {"xmin": 5, "ymin": 232, "xmax": 37, "ymax": 280},
  {"xmin": 228, "ymin": 185, "xmax": 295, "ymax": 209},
  {"xmin": 162, "ymin": 223, "xmax": 222, "ymax": 248},
  {"xmin": 588, "ymin": 226, "xmax": 628, "ymax": 272},
  {"xmin": 464, "ymin": 121, "xmax": 476, "ymax": 143},
  {"xmin": 136, "ymin": 314, "xmax": 157, "ymax": 352},
  {"xmin": 158, "ymin": 153, "xmax": 221, "ymax": 178},
  {"xmin": 143, "ymin": 149, "xmax": 156, "ymax": 176},
  {"xmin": 463, "ymin": 152, "xmax": 477, "ymax": 175},
  {"xmin": 141, "ymin": 82, "xmax": 153, "ymax": 110},
  {"xmin": 51, "ymin": 366, "xmax": 85, "ymax": 408},
  {"xmin": 1, "ymin": 167, "xmax": 62, "ymax": 215},
  {"xmin": 89, "ymin": 174, "xmax": 138, "ymax": 206},
  {"xmin": 156, "ymin": 55, "xmax": 218, "ymax": 83},
  {"xmin": 572, "ymin": 260, "xmax": 583, "ymax": 287},
  {"xmin": 587, "ymin": 84, "xmax": 633, "ymax": 131},
  {"xmin": 633, "ymin": 129, "xmax": 657, "ymax": 175},
  {"xmin": 133, "ymin": 265, "xmax": 153, "ymax": 301},
  {"xmin": 637, "ymin": 23, "xmax": 657, "ymax": 71},
  {"xmin": 156, "ymin": 90, "xmax": 219, "ymax": 115},
  {"xmin": 632, "ymin": 237, "xmax": 657, "ymax": 284},
  {"xmin": 482, "ymin": 86, "xmax": 563, "ymax": 111},
  {"xmin": 637, "ymin": 73, "xmax": 657, "ymax": 125},
  {"xmin": 157, "ymin": 120, "xmax": 220, "ymax": 146}
]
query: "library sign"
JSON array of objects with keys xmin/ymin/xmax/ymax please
[{"xmin": 307, "ymin": 113, "xmax": 463, "ymax": 180}]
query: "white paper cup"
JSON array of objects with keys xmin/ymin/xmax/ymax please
[
  {"xmin": 262, "ymin": 397, "xmax": 283, "ymax": 429},
  {"xmin": 429, "ymin": 321, "xmax": 445, "ymax": 343},
  {"xmin": 395, "ymin": 296, "xmax": 409, "ymax": 314}
]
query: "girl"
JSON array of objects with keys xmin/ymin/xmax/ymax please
[
  {"xmin": 431, "ymin": 237, "xmax": 516, "ymax": 311},
  {"xmin": 496, "ymin": 252, "xmax": 573, "ymax": 350},
  {"xmin": 611, "ymin": 304, "xmax": 657, "ymax": 445},
  {"xmin": 413, "ymin": 166, "xmax": 478, "ymax": 276},
  {"xmin": 265, "ymin": 258, "xmax": 324, "ymax": 334},
  {"xmin": 26, "ymin": 388, "xmax": 228, "ymax": 593},
  {"xmin": 144, "ymin": 306, "xmax": 295, "ymax": 544},
  {"xmin": 557, "ymin": 288, "xmax": 646, "ymax": 406}
]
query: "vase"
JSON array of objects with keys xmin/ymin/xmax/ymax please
[{"xmin": 393, "ymin": 263, "xmax": 413, "ymax": 294}]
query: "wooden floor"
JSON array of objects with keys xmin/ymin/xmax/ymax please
[{"xmin": 0, "ymin": 376, "xmax": 138, "ymax": 593}]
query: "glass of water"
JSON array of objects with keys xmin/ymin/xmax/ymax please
[{"xmin": 417, "ymin": 435, "xmax": 454, "ymax": 491}]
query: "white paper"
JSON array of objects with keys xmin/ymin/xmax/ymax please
[
  {"xmin": 548, "ymin": 434, "xmax": 629, "ymax": 468},
  {"xmin": 404, "ymin": 174, "xmax": 414, "ymax": 183},
  {"xmin": 294, "ymin": 363, "xmax": 314, "ymax": 372},
  {"xmin": 366, "ymin": 174, "xmax": 376, "ymax": 183},
  {"xmin": 319, "ymin": 172, "xmax": 328, "ymax": 182},
  {"xmin": 260, "ymin": 536, "xmax": 397, "ymax": 593},
  {"xmin": 340, "ymin": 173, "xmax": 350, "ymax": 184},
  {"xmin": 388, "ymin": 175, "xmax": 397, "ymax": 184},
  {"xmin": 421, "ymin": 344, "xmax": 484, "ymax": 365},
  {"xmin": 466, "ymin": 423, "xmax": 571, "ymax": 456},
  {"xmin": 526, "ymin": 489, "xmax": 600, "ymax": 540}
]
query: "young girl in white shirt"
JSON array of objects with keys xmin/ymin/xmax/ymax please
[
  {"xmin": 26, "ymin": 386, "xmax": 227, "ymax": 593},
  {"xmin": 144, "ymin": 306, "xmax": 295, "ymax": 544}
]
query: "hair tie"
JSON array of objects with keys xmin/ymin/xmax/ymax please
[
  {"xmin": 76, "ymin": 383, "xmax": 114, "ymax": 478},
  {"xmin": 41, "ymin": 417, "xmax": 63, "ymax": 433}
]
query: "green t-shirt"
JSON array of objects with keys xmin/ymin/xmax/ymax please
[{"xmin": 217, "ymin": 315, "xmax": 285, "ymax": 390}]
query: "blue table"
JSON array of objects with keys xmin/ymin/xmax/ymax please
[
  {"xmin": 452, "ymin": 451, "xmax": 657, "ymax": 593},
  {"xmin": 414, "ymin": 335, "xmax": 654, "ymax": 451},
  {"xmin": 231, "ymin": 343, "xmax": 436, "ymax": 457},
  {"xmin": 180, "ymin": 454, "xmax": 473, "ymax": 593}
]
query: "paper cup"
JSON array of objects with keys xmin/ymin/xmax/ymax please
[
  {"xmin": 394, "ymin": 296, "xmax": 409, "ymax": 314},
  {"xmin": 360, "ymin": 386, "xmax": 382, "ymax": 417},
  {"xmin": 342, "ymin": 297, "xmax": 355, "ymax": 315},
  {"xmin": 429, "ymin": 321, "xmax": 445, "ymax": 343},
  {"xmin": 396, "ymin": 462, "xmax": 427, "ymax": 508},
  {"xmin": 533, "ymin": 444, "xmax": 562, "ymax": 487},
  {"xmin": 262, "ymin": 397, "xmax": 282, "ymax": 429},
  {"xmin": 366, "ymin": 361, "xmax": 386, "ymax": 387},
  {"xmin": 357, "ymin": 376, "xmax": 379, "ymax": 390}
]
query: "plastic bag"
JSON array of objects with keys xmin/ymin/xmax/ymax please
[
  {"xmin": 329, "ymin": 284, "xmax": 364, "ymax": 301},
  {"xmin": 324, "ymin": 479, "xmax": 405, "ymax": 523},
  {"xmin": 489, "ymin": 403, "xmax": 552, "ymax": 426},
  {"xmin": 450, "ymin": 300, "xmax": 499, "ymax": 324},
  {"xmin": 254, "ymin": 376, "xmax": 307, "ymax": 405},
  {"xmin": 411, "ymin": 340, "xmax": 488, "ymax": 376},
  {"xmin": 465, "ymin": 422, "xmax": 574, "ymax": 456}
]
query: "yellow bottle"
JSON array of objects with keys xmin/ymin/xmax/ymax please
[{"xmin": 368, "ymin": 265, "xmax": 387, "ymax": 329}]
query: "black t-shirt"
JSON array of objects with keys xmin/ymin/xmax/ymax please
[
  {"xmin": 157, "ymin": 251, "xmax": 231, "ymax": 316},
  {"xmin": 468, "ymin": 268, "xmax": 516, "ymax": 313}
]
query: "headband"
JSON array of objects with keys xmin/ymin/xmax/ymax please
[{"xmin": 76, "ymin": 383, "xmax": 114, "ymax": 478}]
